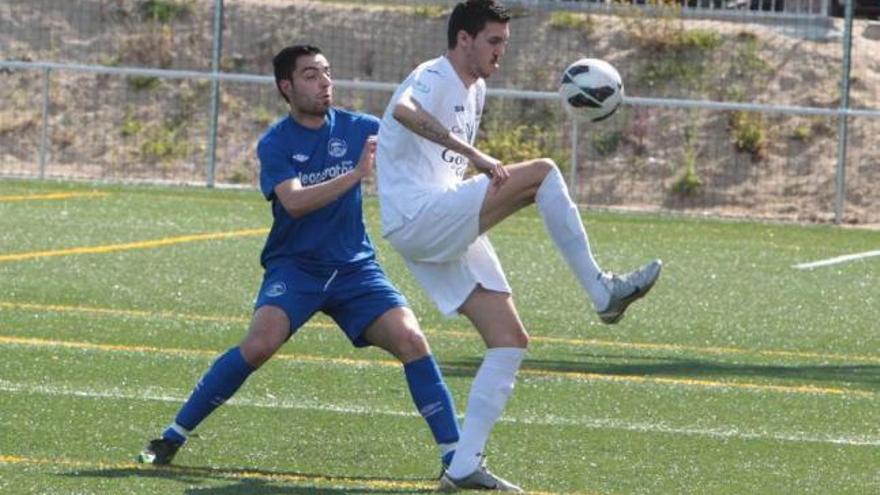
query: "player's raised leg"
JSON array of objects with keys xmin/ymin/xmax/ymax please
[
  {"xmin": 478, "ymin": 158, "xmax": 661, "ymax": 324},
  {"xmin": 363, "ymin": 306, "xmax": 461, "ymax": 469},
  {"xmin": 138, "ymin": 306, "xmax": 288, "ymax": 465}
]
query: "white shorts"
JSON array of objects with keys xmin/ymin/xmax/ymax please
[{"xmin": 386, "ymin": 175, "xmax": 510, "ymax": 316}]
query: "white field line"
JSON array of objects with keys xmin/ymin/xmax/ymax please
[
  {"xmin": 1, "ymin": 379, "xmax": 878, "ymax": 448},
  {"xmin": 792, "ymin": 250, "xmax": 880, "ymax": 270}
]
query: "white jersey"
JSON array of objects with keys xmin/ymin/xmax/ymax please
[{"xmin": 376, "ymin": 55, "xmax": 485, "ymax": 236}]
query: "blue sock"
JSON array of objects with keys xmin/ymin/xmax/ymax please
[
  {"xmin": 162, "ymin": 347, "xmax": 255, "ymax": 444},
  {"xmin": 404, "ymin": 355, "xmax": 461, "ymax": 450},
  {"xmin": 441, "ymin": 450, "xmax": 455, "ymax": 468}
]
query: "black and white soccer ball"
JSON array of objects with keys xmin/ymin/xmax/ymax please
[{"xmin": 559, "ymin": 58, "xmax": 624, "ymax": 123}]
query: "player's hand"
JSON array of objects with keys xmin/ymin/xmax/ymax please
[
  {"xmin": 471, "ymin": 148, "xmax": 508, "ymax": 187},
  {"xmin": 355, "ymin": 135, "xmax": 378, "ymax": 179}
]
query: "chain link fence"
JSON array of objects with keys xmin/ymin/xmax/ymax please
[{"xmin": 1, "ymin": 0, "xmax": 878, "ymax": 223}]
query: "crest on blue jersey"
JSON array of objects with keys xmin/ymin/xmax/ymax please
[
  {"xmin": 328, "ymin": 138, "xmax": 348, "ymax": 158},
  {"xmin": 265, "ymin": 281, "xmax": 287, "ymax": 297}
]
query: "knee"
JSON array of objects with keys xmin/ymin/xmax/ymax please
[
  {"xmin": 513, "ymin": 329, "xmax": 530, "ymax": 349},
  {"xmin": 487, "ymin": 328, "xmax": 529, "ymax": 349},
  {"xmin": 394, "ymin": 327, "xmax": 430, "ymax": 363},
  {"xmin": 525, "ymin": 158, "xmax": 560, "ymax": 198},
  {"xmin": 534, "ymin": 157, "xmax": 558, "ymax": 177},
  {"xmin": 240, "ymin": 328, "xmax": 287, "ymax": 369}
]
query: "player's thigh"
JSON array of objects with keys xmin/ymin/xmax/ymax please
[
  {"xmin": 246, "ymin": 264, "xmax": 324, "ymax": 367},
  {"xmin": 458, "ymin": 286, "xmax": 529, "ymax": 349},
  {"xmin": 323, "ymin": 261, "xmax": 410, "ymax": 349},
  {"xmin": 362, "ymin": 306, "xmax": 430, "ymax": 363},
  {"xmin": 240, "ymin": 305, "xmax": 292, "ymax": 368},
  {"xmin": 479, "ymin": 158, "xmax": 556, "ymax": 234}
]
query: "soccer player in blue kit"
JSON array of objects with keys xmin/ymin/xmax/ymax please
[{"xmin": 138, "ymin": 45, "xmax": 461, "ymax": 472}]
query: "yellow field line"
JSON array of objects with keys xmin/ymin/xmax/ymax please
[
  {"xmin": 442, "ymin": 330, "xmax": 880, "ymax": 365},
  {"xmin": 2, "ymin": 300, "xmax": 878, "ymax": 365},
  {"xmin": 0, "ymin": 228, "xmax": 268, "ymax": 262},
  {"xmin": 0, "ymin": 454, "xmax": 435, "ymax": 492},
  {"xmin": 0, "ymin": 335, "xmax": 873, "ymax": 398},
  {"xmin": 0, "ymin": 191, "xmax": 109, "ymax": 202},
  {"xmin": 0, "ymin": 301, "xmax": 254, "ymax": 325},
  {"xmin": 0, "ymin": 454, "xmax": 583, "ymax": 494}
]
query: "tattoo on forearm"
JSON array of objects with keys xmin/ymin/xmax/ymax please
[{"xmin": 418, "ymin": 116, "xmax": 449, "ymax": 144}]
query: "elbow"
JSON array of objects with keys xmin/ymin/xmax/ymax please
[
  {"xmin": 281, "ymin": 200, "xmax": 309, "ymax": 219},
  {"xmin": 391, "ymin": 103, "xmax": 408, "ymax": 124},
  {"xmin": 286, "ymin": 206, "xmax": 308, "ymax": 219}
]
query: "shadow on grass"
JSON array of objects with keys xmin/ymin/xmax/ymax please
[
  {"xmin": 441, "ymin": 354, "xmax": 880, "ymax": 390},
  {"xmin": 59, "ymin": 464, "xmax": 436, "ymax": 494}
]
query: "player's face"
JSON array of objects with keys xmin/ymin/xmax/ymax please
[
  {"xmin": 288, "ymin": 53, "xmax": 333, "ymax": 117},
  {"xmin": 466, "ymin": 21, "xmax": 509, "ymax": 79}
]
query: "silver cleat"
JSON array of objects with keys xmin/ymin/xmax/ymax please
[
  {"xmin": 597, "ymin": 259, "xmax": 662, "ymax": 324},
  {"xmin": 438, "ymin": 456, "xmax": 523, "ymax": 492}
]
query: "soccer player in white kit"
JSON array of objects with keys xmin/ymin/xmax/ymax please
[{"xmin": 376, "ymin": 1, "xmax": 662, "ymax": 491}]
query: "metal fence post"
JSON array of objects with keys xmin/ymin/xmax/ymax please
[
  {"xmin": 206, "ymin": 0, "xmax": 224, "ymax": 188},
  {"xmin": 569, "ymin": 118, "xmax": 579, "ymax": 200},
  {"xmin": 39, "ymin": 67, "xmax": 51, "ymax": 179},
  {"xmin": 835, "ymin": 0, "xmax": 854, "ymax": 224}
]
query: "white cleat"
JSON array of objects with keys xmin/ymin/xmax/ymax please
[
  {"xmin": 597, "ymin": 259, "xmax": 662, "ymax": 324},
  {"xmin": 438, "ymin": 456, "xmax": 523, "ymax": 492}
]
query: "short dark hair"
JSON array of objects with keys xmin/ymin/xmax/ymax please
[
  {"xmin": 447, "ymin": 0, "xmax": 511, "ymax": 49},
  {"xmin": 272, "ymin": 44, "xmax": 322, "ymax": 102}
]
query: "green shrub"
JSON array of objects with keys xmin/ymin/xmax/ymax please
[
  {"xmin": 252, "ymin": 106, "xmax": 277, "ymax": 128},
  {"xmin": 127, "ymin": 75, "xmax": 161, "ymax": 91},
  {"xmin": 120, "ymin": 111, "xmax": 144, "ymax": 137},
  {"xmin": 227, "ymin": 161, "xmax": 255, "ymax": 184},
  {"xmin": 138, "ymin": 0, "xmax": 191, "ymax": 24},
  {"xmin": 592, "ymin": 130, "xmax": 623, "ymax": 157},
  {"xmin": 792, "ymin": 123, "xmax": 811, "ymax": 141},
  {"xmin": 630, "ymin": 27, "xmax": 719, "ymax": 91},
  {"xmin": 549, "ymin": 12, "xmax": 594, "ymax": 34},
  {"xmin": 477, "ymin": 123, "xmax": 569, "ymax": 174},
  {"xmin": 141, "ymin": 120, "xmax": 190, "ymax": 163},
  {"xmin": 673, "ymin": 29, "xmax": 721, "ymax": 51},
  {"xmin": 729, "ymin": 111, "xmax": 768, "ymax": 159},
  {"xmin": 671, "ymin": 116, "xmax": 702, "ymax": 196},
  {"xmin": 410, "ymin": 5, "xmax": 446, "ymax": 18},
  {"xmin": 671, "ymin": 146, "xmax": 702, "ymax": 196},
  {"xmin": 478, "ymin": 124, "xmax": 544, "ymax": 164},
  {"xmin": 732, "ymin": 31, "xmax": 770, "ymax": 77}
]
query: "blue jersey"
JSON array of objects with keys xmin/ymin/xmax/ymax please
[{"xmin": 257, "ymin": 108, "xmax": 379, "ymax": 273}]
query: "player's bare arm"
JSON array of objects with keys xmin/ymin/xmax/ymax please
[
  {"xmin": 274, "ymin": 135, "xmax": 376, "ymax": 219},
  {"xmin": 392, "ymin": 95, "xmax": 509, "ymax": 185}
]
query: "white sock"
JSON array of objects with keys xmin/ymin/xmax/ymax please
[
  {"xmin": 535, "ymin": 167, "xmax": 609, "ymax": 310},
  {"xmin": 446, "ymin": 347, "xmax": 525, "ymax": 479}
]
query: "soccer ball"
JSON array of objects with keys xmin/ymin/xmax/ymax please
[{"xmin": 559, "ymin": 58, "xmax": 624, "ymax": 123}]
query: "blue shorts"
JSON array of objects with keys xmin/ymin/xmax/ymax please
[{"xmin": 254, "ymin": 260, "xmax": 408, "ymax": 347}]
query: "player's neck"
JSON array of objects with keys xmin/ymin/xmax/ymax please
[
  {"xmin": 445, "ymin": 52, "xmax": 477, "ymax": 88},
  {"xmin": 289, "ymin": 109, "xmax": 327, "ymax": 130}
]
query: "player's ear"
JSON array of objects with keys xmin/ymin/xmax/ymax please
[
  {"xmin": 456, "ymin": 29, "xmax": 471, "ymax": 49},
  {"xmin": 279, "ymin": 79, "xmax": 293, "ymax": 100}
]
